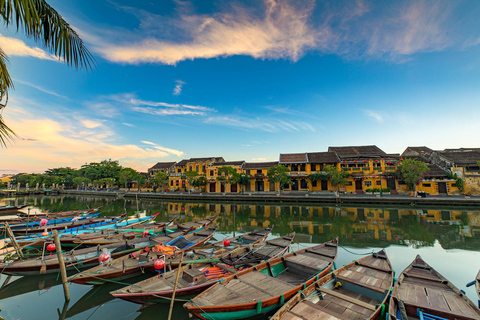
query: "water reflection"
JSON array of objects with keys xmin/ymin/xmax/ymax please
[
  {"xmin": 3, "ymin": 195, "xmax": 479, "ymax": 251},
  {"xmin": 1, "ymin": 196, "xmax": 479, "ymax": 320}
]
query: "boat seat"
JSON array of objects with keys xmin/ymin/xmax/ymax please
[{"xmin": 319, "ymin": 286, "xmax": 376, "ymax": 311}]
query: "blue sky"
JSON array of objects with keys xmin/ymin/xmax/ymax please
[{"xmin": 1, "ymin": 0, "xmax": 480, "ymax": 172}]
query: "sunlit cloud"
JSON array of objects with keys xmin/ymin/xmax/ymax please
[
  {"xmin": 173, "ymin": 80, "xmax": 186, "ymax": 95},
  {"xmin": 204, "ymin": 115, "xmax": 315, "ymax": 133},
  {"xmin": 0, "ymin": 34, "xmax": 57, "ymax": 61},
  {"xmin": 141, "ymin": 141, "xmax": 157, "ymax": 146},
  {"xmin": 0, "ymin": 107, "xmax": 182, "ymax": 172},
  {"xmin": 74, "ymin": 0, "xmax": 471, "ymax": 65}
]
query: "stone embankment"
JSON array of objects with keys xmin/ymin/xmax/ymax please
[{"xmin": 59, "ymin": 190, "xmax": 480, "ymax": 208}]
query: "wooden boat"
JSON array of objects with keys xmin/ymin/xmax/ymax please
[
  {"xmin": 110, "ymin": 232, "xmax": 295, "ymax": 305},
  {"xmin": 17, "ymin": 207, "xmax": 101, "ymax": 218},
  {"xmin": 67, "ymin": 227, "xmax": 217, "ymax": 285},
  {"xmin": 11, "ymin": 214, "xmax": 126, "ymax": 235},
  {"xmin": 0, "ymin": 204, "xmax": 29, "ymax": 214},
  {"xmin": 476, "ymin": 269, "xmax": 480, "ymax": 304},
  {"xmin": 177, "ymin": 216, "xmax": 217, "ymax": 231},
  {"xmin": 58, "ymin": 217, "xmax": 175, "ymax": 247},
  {"xmin": 184, "ymin": 238, "xmax": 338, "ymax": 320},
  {"xmin": 271, "ymin": 250, "xmax": 394, "ymax": 320},
  {"xmin": 6, "ymin": 212, "xmax": 101, "ymax": 230},
  {"xmin": 0, "ymin": 230, "xmax": 188, "ymax": 276},
  {"xmin": 388, "ymin": 255, "xmax": 480, "ymax": 320}
]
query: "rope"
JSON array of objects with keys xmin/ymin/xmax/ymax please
[
  {"xmin": 187, "ymin": 299, "xmax": 217, "ymax": 320},
  {"xmin": 339, "ymin": 245, "xmax": 374, "ymax": 256}
]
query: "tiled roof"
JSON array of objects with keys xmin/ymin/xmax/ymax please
[
  {"xmin": 328, "ymin": 145, "xmax": 386, "ymax": 157},
  {"xmin": 279, "ymin": 153, "xmax": 307, "ymax": 163},
  {"xmin": 425, "ymin": 164, "xmax": 448, "ymax": 178},
  {"xmin": 244, "ymin": 162, "xmax": 278, "ymax": 169},
  {"xmin": 175, "ymin": 159, "xmax": 189, "ymax": 166},
  {"xmin": 439, "ymin": 150, "xmax": 480, "ymax": 165},
  {"xmin": 405, "ymin": 146, "xmax": 434, "ymax": 157},
  {"xmin": 307, "ymin": 152, "xmax": 340, "ymax": 163},
  {"xmin": 189, "ymin": 157, "xmax": 224, "ymax": 162},
  {"xmin": 149, "ymin": 162, "xmax": 176, "ymax": 170},
  {"xmin": 211, "ymin": 161, "xmax": 245, "ymax": 166}
]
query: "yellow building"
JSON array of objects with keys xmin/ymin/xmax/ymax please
[
  {"xmin": 206, "ymin": 161, "xmax": 245, "ymax": 193},
  {"xmin": 168, "ymin": 157, "xmax": 224, "ymax": 192},
  {"xmin": 328, "ymin": 146, "xmax": 399, "ymax": 194},
  {"xmin": 242, "ymin": 162, "xmax": 279, "ymax": 192}
]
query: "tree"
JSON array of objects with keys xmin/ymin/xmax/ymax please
[
  {"xmin": 216, "ymin": 166, "xmax": 237, "ymax": 194},
  {"xmin": 72, "ymin": 177, "xmax": 90, "ymax": 190},
  {"xmin": 231, "ymin": 173, "xmax": 250, "ymax": 194},
  {"xmin": 0, "ymin": 0, "xmax": 95, "ymax": 146},
  {"xmin": 118, "ymin": 168, "xmax": 138, "ymax": 190},
  {"xmin": 396, "ymin": 159, "xmax": 429, "ymax": 194},
  {"xmin": 307, "ymin": 172, "xmax": 328, "ymax": 190},
  {"xmin": 135, "ymin": 174, "xmax": 146, "ymax": 191},
  {"xmin": 45, "ymin": 167, "xmax": 77, "ymax": 187},
  {"xmin": 79, "ymin": 160, "xmax": 122, "ymax": 182},
  {"xmin": 323, "ymin": 165, "xmax": 349, "ymax": 192},
  {"xmin": 184, "ymin": 171, "xmax": 198, "ymax": 194},
  {"xmin": 153, "ymin": 172, "xmax": 169, "ymax": 192},
  {"xmin": 267, "ymin": 165, "xmax": 291, "ymax": 195},
  {"xmin": 192, "ymin": 176, "xmax": 207, "ymax": 192}
]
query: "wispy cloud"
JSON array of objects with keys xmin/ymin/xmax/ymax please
[
  {"xmin": 141, "ymin": 141, "xmax": 157, "ymax": 146},
  {"xmin": 141, "ymin": 140, "xmax": 184, "ymax": 157},
  {"xmin": 122, "ymin": 122, "xmax": 134, "ymax": 127},
  {"xmin": 252, "ymin": 157, "xmax": 268, "ymax": 161},
  {"xmin": 0, "ymin": 34, "xmax": 57, "ymax": 61},
  {"xmin": 363, "ymin": 109, "xmax": 384, "ymax": 122},
  {"xmin": 75, "ymin": 0, "xmax": 470, "ymax": 65},
  {"xmin": 14, "ymin": 79, "xmax": 67, "ymax": 99},
  {"xmin": 0, "ymin": 106, "xmax": 180, "ymax": 172},
  {"xmin": 204, "ymin": 115, "xmax": 315, "ymax": 133},
  {"xmin": 173, "ymin": 80, "xmax": 186, "ymax": 95}
]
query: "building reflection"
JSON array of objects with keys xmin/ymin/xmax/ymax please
[{"xmin": 4, "ymin": 195, "xmax": 480, "ymax": 251}]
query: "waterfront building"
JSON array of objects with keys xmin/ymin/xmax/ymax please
[
  {"xmin": 206, "ymin": 161, "xmax": 245, "ymax": 193},
  {"xmin": 169, "ymin": 157, "xmax": 224, "ymax": 192},
  {"xmin": 147, "ymin": 162, "xmax": 176, "ymax": 178},
  {"xmin": 243, "ymin": 161, "xmax": 278, "ymax": 192},
  {"xmin": 430, "ymin": 148, "xmax": 480, "ymax": 195},
  {"xmin": 328, "ymin": 145, "xmax": 400, "ymax": 193}
]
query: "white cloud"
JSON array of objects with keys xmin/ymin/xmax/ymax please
[
  {"xmin": 204, "ymin": 115, "xmax": 315, "ymax": 133},
  {"xmin": 77, "ymin": 0, "xmax": 466, "ymax": 65},
  {"xmin": 252, "ymin": 157, "xmax": 268, "ymax": 161},
  {"xmin": 122, "ymin": 122, "xmax": 134, "ymax": 127},
  {"xmin": 0, "ymin": 34, "xmax": 57, "ymax": 61},
  {"xmin": 141, "ymin": 141, "xmax": 157, "ymax": 146},
  {"xmin": 363, "ymin": 109, "xmax": 384, "ymax": 123},
  {"xmin": 14, "ymin": 79, "xmax": 67, "ymax": 99},
  {"xmin": 173, "ymin": 80, "xmax": 186, "ymax": 95},
  {"xmin": 0, "ymin": 106, "xmax": 182, "ymax": 172}
]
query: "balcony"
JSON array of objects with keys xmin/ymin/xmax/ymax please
[{"xmin": 254, "ymin": 173, "xmax": 265, "ymax": 179}]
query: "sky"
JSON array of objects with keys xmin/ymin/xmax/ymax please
[{"xmin": 1, "ymin": 0, "xmax": 480, "ymax": 173}]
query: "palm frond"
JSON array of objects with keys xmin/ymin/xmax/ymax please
[
  {"xmin": 0, "ymin": 0, "xmax": 96, "ymax": 70},
  {"xmin": 0, "ymin": 114, "xmax": 16, "ymax": 147}
]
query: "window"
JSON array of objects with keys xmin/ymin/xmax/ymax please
[
  {"xmin": 300, "ymin": 179, "xmax": 307, "ymax": 189},
  {"xmin": 257, "ymin": 169, "xmax": 262, "ymax": 174},
  {"xmin": 209, "ymin": 170, "xmax": 214, "ymax": 176},
  {"xmin": 311, "ymin": 164, "xmax": 317, "ymax": 171},
  {"xmin": 346, "ymin": 181, "xmax": 353, "ymax": 186},
  {"xmin": 202, "ymin": 165, "xmax": 206, "ymax": 172},
  {"xmin": 189, "ymin": 166, "xmax": 192, "ymax": 171},
  {"xmin": 299, "ymin": 164, "xmax": 306, "ymax": 171},
  {"xmin": 312, "ymin": 180, "xmax": 317, "ymax": 187},
  {"xmin": 365, "ymin": 181, "xmax": 372, "ymax": 187},
  {"xmin": 423, "ymin": 183, "xmax": 431, "ymax": 187},
  {"xmin": 246, "ymin": 170, "xmax": 250, "ymax": 175},
  {"xmin": 170, "ymin": 180, "xmax": 173, "ymax": 186},
  {"xmin": 376, "ymin": 180, "xmax": 382, "ymax": 186},
  {"xmin": 177, "ymin": 168, "xmax": 181, "ymax": 173},
  {"xmin": 196, "ymin": 166, "xmax": 199, "ymax": 172},
  {"xmin": 291, "ymin": 164, "xmax": 298, "ymax": 171}
]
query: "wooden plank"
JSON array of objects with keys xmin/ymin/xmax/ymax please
[
  {"xmin": 337, "ymin": 274, "xmax": 386, "ymax": 294},
  {"xmin": 301, "ymin": 300, "xmax": 346, "ymax": 319},
  {"xmin": 320, "ymin": 287, "xmax": 376, "ymax": 311}
]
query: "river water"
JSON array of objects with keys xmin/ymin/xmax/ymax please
[{"xmin": 0, "ymin": 195, "xmax": 479, "ymax": 320}]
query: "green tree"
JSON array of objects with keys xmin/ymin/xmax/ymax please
[
  {"xmin": 192, "ymin": 176, "xmax": 207, "ymax": 192},
  {"xmin": 216, "ymin": 166, "xmax": 237, "ymax": 194},
  {"xmin": 323, "ymin": 165, "xmax": 349, "ymax": 192},
  {"xmin": 79, "ymin": 160, "xmax": 122, "ymax": 181},
  {"xmin": 118, "ymin": 168, "xmax": 138, "ymax": 190},
  {"xmin": 0, "ymin": 0, "xmax": 94, "ymax": 146},
  {"xmin": 135, "ymin": 173, "xmax": 146, "ymax": 191},
  {"xmin": 307, "ymin": 172, "xmax": 328, "ymax": 190},
  {"xmin": 153, "ymin": 172, "xmax": 169, "ymax": 192},
  {"xmin": 45, "ymin": 167, "xmax": 77, "ymax": 187},
  {"xmin": 184, "ymin": 171, "xmax": 198, "ymax": 194},
  {"xmin": 397, "ymin": 159, "xmax": 429, "ymax": 194},
  {"xmin": 72, "ymin": 176, "xmax": 90, "ymax": 190},
  {"xmin": 267, "ymin": 165, "xmax": 291, "ymax": 195},
  {"xmin": 231, "ymin": 173, "xmax": 250, "ymax": 194}
]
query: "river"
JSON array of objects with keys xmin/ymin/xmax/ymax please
[{"xmin": 0, "ymin": 195, "xmax": 479, "ymax": 320}]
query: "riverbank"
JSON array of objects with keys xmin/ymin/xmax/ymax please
[{"xmin": 58, "ymin": 190, "xmax": 480, "ymax": 208}]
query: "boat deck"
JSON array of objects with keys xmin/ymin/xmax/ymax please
[{"xmin": 195, "ymin": 270, "xmax": 296, "ymax": 306}]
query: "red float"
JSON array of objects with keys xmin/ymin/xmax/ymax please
[
  {"xmin": 42, "ymin": 229, "xmax": 49, "ymax": 237},
  {"xmin": 46, "ymin": 243, "xmax": 56, "ymax": 252},
  {"xmin": 98, "ymin": 253, "xmax": 110, "ymax": 263},
  {"xmin": 223, "ymin": 239, "xmax": 231, "ymax": 246},
  {"xmin": 154, "ymin": 259, "xmax": 165, "ymax": 270},
  {"xmin": 40, "ymin": 219, "xmax": 48, "ymax": 226}
]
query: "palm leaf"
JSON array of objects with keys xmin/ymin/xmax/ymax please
[{"xmin": 0, "ymin": 0, "xmax": 95, "ymax": 146}]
